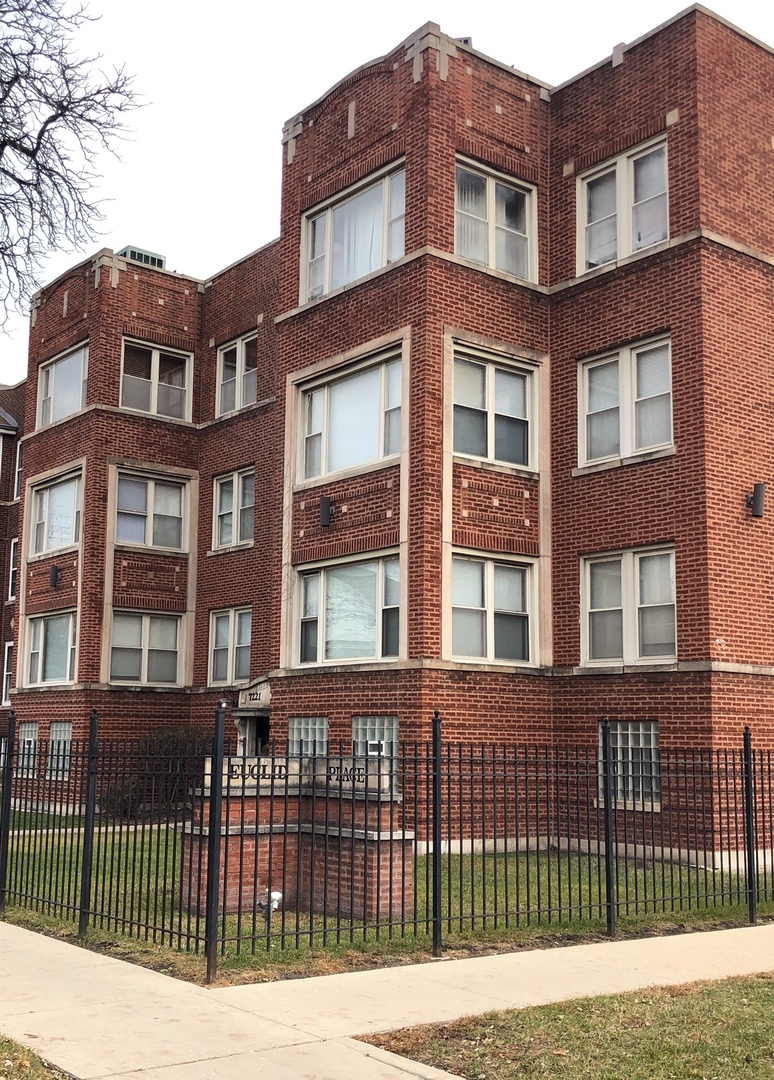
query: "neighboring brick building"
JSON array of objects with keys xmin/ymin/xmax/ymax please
[
  {"xmin": 3, "ymin": 7, "xmax": 774, "ymax": 800},
  {"xmin": 0, "ymin": 378, "xmax": 24, "ymax": 725}
]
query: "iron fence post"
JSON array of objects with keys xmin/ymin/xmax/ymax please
[
  {"xmin": 743, "ymin": 726, "xmax": 757, "ymax": 925},
  {"xmin": 205, "ymin": 702, "xmax": 226, "ymax": 984},
  {"xmin": 78, "ymin": 708, "xmax": 99, "ymax": 937},
  {"xmin": 432, "ymin": 708, "xmax": 442, "ymax": 958},
  {"xmin": 600, "ymin": 717, "xmax": 616, "ymax": 937},
  {"xmin": 0, "ymin": 709, "xmax": 17, "ymax": 914}
]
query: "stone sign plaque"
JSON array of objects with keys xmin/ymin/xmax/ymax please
[{"xmin": 204, "ymin": 755, "xmax": 394, "ymax": 794}]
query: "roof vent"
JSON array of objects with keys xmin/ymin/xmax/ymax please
[
  {"xmin": 117, "ymin": 246, "xmax": 166, "ymax": 270},
  {"xmin": 456, "ymin": 35, "xmax": 473, "ymax": 47}
]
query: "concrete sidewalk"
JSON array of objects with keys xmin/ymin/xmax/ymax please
[{"xmin": 1, "ymin": 923, "xmax": 774, "ymax": 1079}]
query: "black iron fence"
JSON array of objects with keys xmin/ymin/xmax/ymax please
[{"xmin": 0, "ymin": 708, "xmax": 772, "ymax": 982}]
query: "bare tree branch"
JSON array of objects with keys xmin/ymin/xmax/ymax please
[{"xmin": 0, "ymin": 0, "xmax": 137, "ymax": 320}]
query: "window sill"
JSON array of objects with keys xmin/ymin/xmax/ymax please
[
  {"xmin": 573, "ymin": 238, "xmax": 672, "ymax": 282},
  {"xmin": 114, "ymin": 542, "xmax": 187, "ymax": 556},
  {"xmin": 278, "ymin": 250, "xmax": 425, "ymax": 324},
  {"xmin": 573, "ymin": 446, "xmax": 675, "ymax": 476},
  {"xmin": 453, "ymin": 455, "xmax": 538, "ymax": 480},
  {"xmin": 294, "ymin": 456, "xmax": 401, "ymax": 492},
  {"xmin": 27, "ymin": 545, "xmax": 79, "ymax": 564},
  {"xmin": 117, "ymin": 406, "xmax": 194, "ymax": 426},
  {"xmin": 291, "ymin": 658, "xmax": 402, "ymax": 675},
  {"xmin": 210, "ymin": 396, "xmax": 275, "ymax": 424},
  {"xmin": 207, "ymin": 541, "xmax": 254, "ymax": 558},
  {"xmin": 571, "ymin": 661, "xmax": 679, "ymax": 675},
  {"xmin": 108, "ymin": 682, "xmax": 185, "ymax": 691},
  {"xmin": 450, "ymin": 657, "xmax": 541, "ymax": 671},
  {"xmin": 595, "ymin": 798, "xmax": 662, "ymax": 813}
]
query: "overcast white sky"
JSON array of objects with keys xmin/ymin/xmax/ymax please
[{"xmin": 1, "ymin": 0, "xmax": 772, "ymax": 385}]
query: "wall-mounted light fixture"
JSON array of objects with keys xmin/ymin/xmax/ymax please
[
  {"xmin": 320, "ymin": 495, "xmax": 334, "ymax": 528},
  {"xmin": 747, "ymin": 483, "xmax": 766, "ymax": 519},
  {"xmin": 49, "ymin": 564, "xmax": 61, "ymax": 588}
]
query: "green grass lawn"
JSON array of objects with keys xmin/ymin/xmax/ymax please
[
  {"xmin": 1, "ymin": 827, "xmax": 761, "ymax": 953},
  {"xmin": 1, "ymin": 819, "xmax": 768, "ymax": 985},
  {"xmin": 364, "ymin": 973, "xmax": 774, "ymax": 1079}
]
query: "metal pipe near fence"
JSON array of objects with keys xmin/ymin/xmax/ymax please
[
  {"xmin": 205, "ymin": 702, "xmax": 226, "ymax": 985},
  {"xmin": 0, "ymin": 709, "xmax": 17, "ymax": 913},
  {"xmin": 600, "ymin": 717, "xmax": 617, "ymax": 937},
  {"xmin": 78, "ymin": 708, "xmax": 100, "ymax": 938},
  {"xmin": 743, "ymin": 726, "xmax": 758, "ymax": 925},
  {"xmin": 432, "ymin": 708, "xmax": 442, "ymax": 957}
]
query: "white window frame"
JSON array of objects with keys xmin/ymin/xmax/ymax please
[
  {"xmin": 116, "ymin": 472, "xmax": 187, "ymax": 551},
  {"xmin": 8, "ymin": 537, "xmax": 18, "ymax": 599},
  {"xmin": 582, "ymin": 547, "xmax": 676, "ymax": 667},
  {"xmin": 299, "ymin": 351, "xmax": 402, "ymax": 482},
  {"xmin": 213, "ymin": 469, "xmax": 254, "ymax": 549},
  {"xmin": 13, "ymin": 443, "xmax": 22, "ymax": 500},
  {"xmin": 578, "ymin": 338, "xmax": 672, "ymax": 467},
  {"xmin": 301, "ymin": 163, "xmax": 405, "ymax": 302},
  {"xmin": 297, "ymin": 551, "xmax": 400, "ymax": 666},
  {"xmin": 577, "ymin": 139, "xmax": 668, "ymax": 274},
  {"xmin": 453, "ymin": 349, "xmax": 536, "ymax": 470},
  {"xmin": 109, "ymin": 611, "xmax": 181, "ymax": 685},
  {"xmin": 288, "ymin": 716, "xmax": 329, "ymax": 756},
  {"xmin": 209, "ymin": 607, "xmax": 252, "ymax": 686},
  {"xmin": 120, "ymin": 339, "xmax": 192, "ymax": 421},
  {"xmin": 47, "ymin": 721, "xmax": 73, "ymax": 781},
  {"xmin": 17, "ymin": 722, "xmax": 38, "ymax": 779},
  {"xmin": 27, "ymin": 612, "xmax": 77, "ymax": 686},
  {"xmin": 217, "ymin": 333, "xmax": 258, "ymax": 415},
  {"xmin": 455, "ymin": 159, "xmax": 537, "ymax": 282},
  {"xmin": 601, "ymin": 720, "xmax": 661, "ymax": 810},
  {"xmin": 451, "ymin": 553, "xmax": 537, "ymax": 665},
  {"xmin": 30, "ymin": 474, "xmax": 81, "ymax": 556},
  {"xmin": 2, "ymin": 641, "xmax": 12, "ymax": 705},
  {"xmin": 37, "ymin": 344, "xmax": 88, "ymax": 428}
]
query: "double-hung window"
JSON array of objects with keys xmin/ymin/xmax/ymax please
[
  {"xmin": 110, "ymin": 612, "xmax": 180, "ymax": 684},
  {"xmin": 580, "ymin": 338, "xmax": 672, "ymax": 465},
  {"xmin": 210, "ymin": 608, "xmax": 251, "ymax": 685},
  {"xmin": 32, "ymin": 474, "xmax": 81, "ymax": 555},
  {"xmin": 2, "ymin": 642, "xmax": 12, "ymax": 705},
  {"xmin": 451, "ymin": 555, "xmax": 534, "ymax": 663},
  {"xmin": 584, "ymin": 548, "xmax": 676, "ymax": 665},
  {"xmin": 120, "ymin": 341, "xmax": 191, "ymax": 420},
  {"xmin": 218, "ymin": 334, "xmax": 258, "ymax": 415},
  {"xmin": 28, "ymin": 612, "xmax": 76, "ymax": 685},
  {"xmin": 299, "ymin": 553, "xmax": 399, "ymax": 664},
  {"xmin": 8, "ymin": 538, "xmax": 18, "ymax": 599},
  {"xmin": 302, "ymin": 354, "xmax": 401, "ymax": 480},
  {"xmin": 455, "ymin": 163, "xmax": 534, "ymax": 281},
  {"xmin": 214, "ymin": 470, "xmax": 254, "ymax": 547},
  {"xmin": 37, "ymin": 345, "xmax": 88, "ymax": 427},
  {"xmin": 580, "ymin": 140, "xmax": 668, "ymax": 272},
  {"xmin": 304, "ymin": 166, "xmax": 405, "ymax": 301},
  {"xmin": 116, "ymin": 474, "xmax": 185, "ymax": 550},
  {"xmin": 601, "ymin": 720, "xmax": 661, "ymax": 809},
  {"xmin": 453, "ymin": 353, "xmax": 533, "ymax": 469}
]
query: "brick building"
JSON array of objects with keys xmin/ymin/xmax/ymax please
[{"xmin": 2, "ymin": 6, "xmax": 774, "ymax": 797}]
